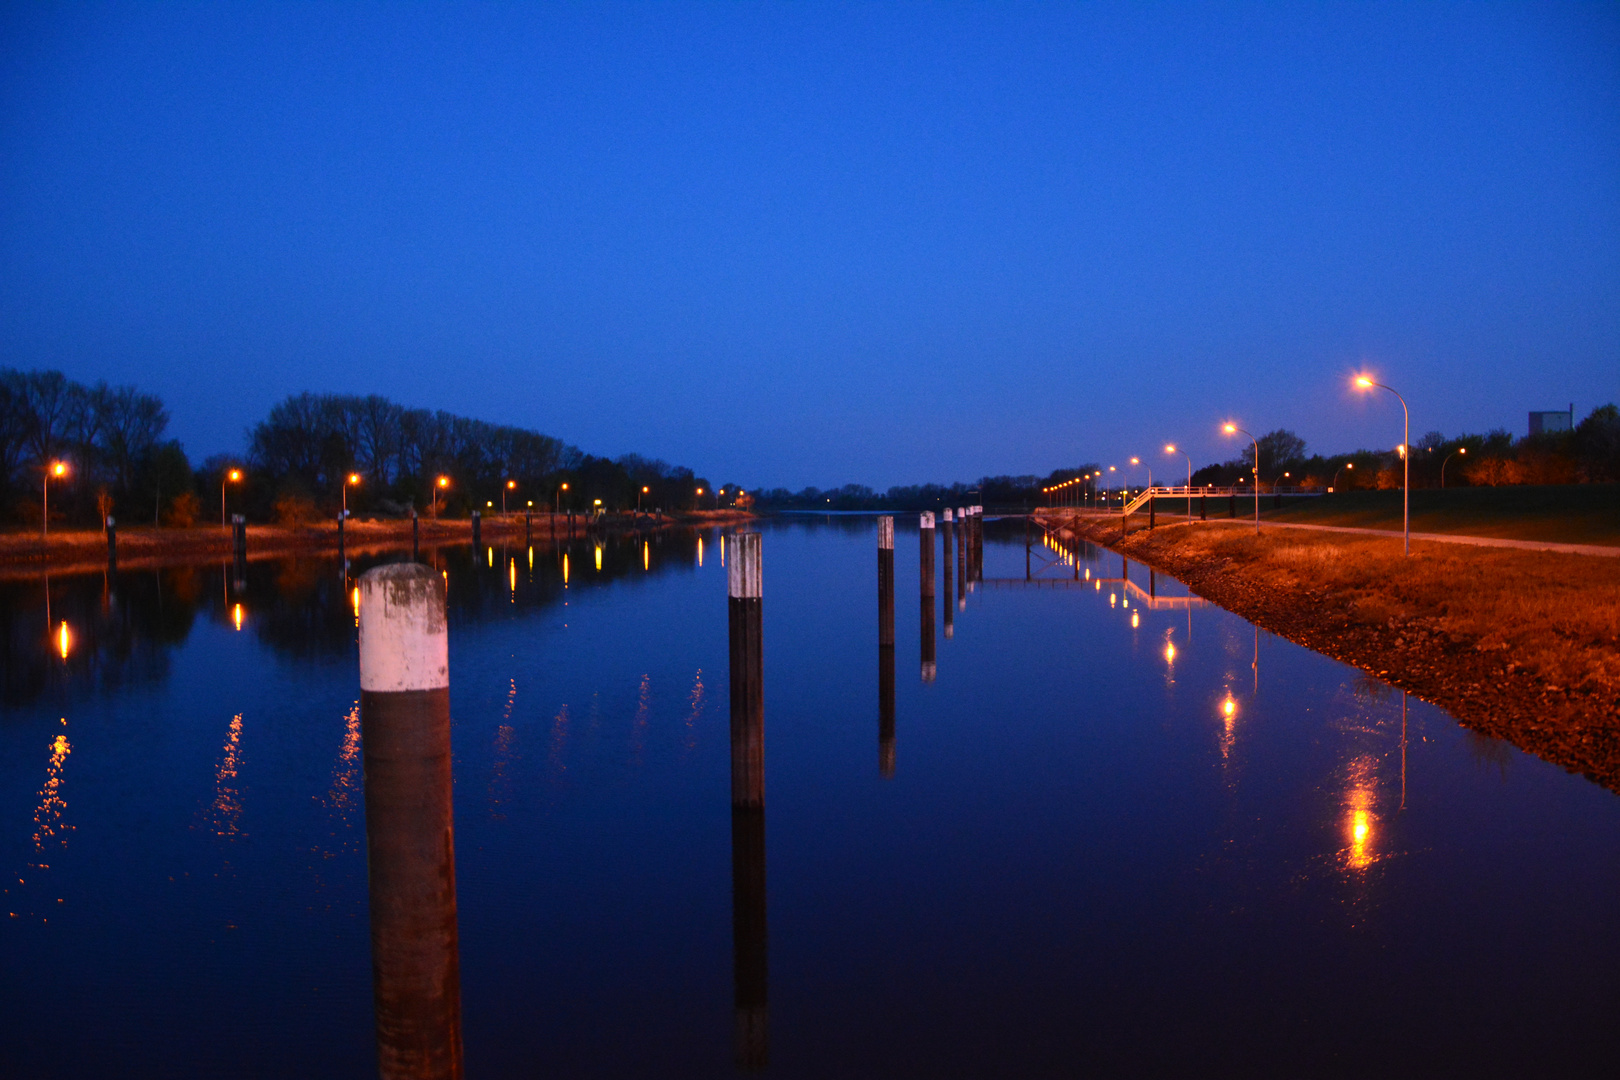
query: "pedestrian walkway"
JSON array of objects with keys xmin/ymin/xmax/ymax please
[{"xmin": 1198, "ymin": 518, "xmax": 1620, "ymax": 557}]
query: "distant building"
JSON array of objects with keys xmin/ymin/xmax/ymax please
[{"xmin": 1529, "ymin": 405, "xmax": 1573, "ymax": 436}]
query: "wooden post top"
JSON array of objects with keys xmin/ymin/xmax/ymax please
[
  {"xmin": 878, "ymin": 516, "xmax": 894, "ymax": 549},
  {"xmin": 728, "ymin": 532, "xmax": 762, "ymax": 599},
  {"xmin": 919, "ymin": 512, "xmax": 934, "ymax": 529}
]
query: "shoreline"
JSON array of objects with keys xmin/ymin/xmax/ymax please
[
  {"xmin": 1038, "ymin": 510, "xmax": 1620, "ymax": 793},
  {"xmin": 0, "ymin": 511, "xmax": 757, "ymax": 579}
]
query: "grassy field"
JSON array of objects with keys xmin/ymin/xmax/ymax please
[{"xmin": 1144, "ymin": 484, "xmax": 1620, "ymax": 545}]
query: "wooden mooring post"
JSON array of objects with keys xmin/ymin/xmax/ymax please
[
  {"xmin": 920, "ymin": 512, "xmax": 935, "ymax": 682},
  {"xmin": 877, "ymin": 517, "xmax": 894, "ymax": 648},
  {"xmin": 941, "ymin": 510, "xmax": 954, "ymax": 639},
  {"xmin": 470, "ymin": 510, "xmax": 481, "ymax": 549},
  {"xmin": 357, "ymin": 563, "xmax": 464, "ymax": 1080},
  {"xmin": 105, "ymin": 515, "xmax": 116, "ymax": 573},
  {"xmin": 726, "ymin": 532, "xmax": 768, "ymax": 1071}
]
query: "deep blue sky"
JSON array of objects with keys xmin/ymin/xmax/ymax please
[{"xmin": 3, "ymin": 2, "xmax": 1617, "ymax": 487}]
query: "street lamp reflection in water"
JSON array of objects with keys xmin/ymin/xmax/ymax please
[{"xmin": 56, "ymin": 621, "xmax": 72, "ymax": 660}]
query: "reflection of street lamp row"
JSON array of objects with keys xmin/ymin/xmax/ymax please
[{"xmin": 1222, "ymin": 424, "xmax": 1260, "ymax": 534}]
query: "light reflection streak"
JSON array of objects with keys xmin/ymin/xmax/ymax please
[
  {"xmin": 210, "ymin": 713, "xmax": 245, "ymax": 837},
  {"xmin": 352, "ymin": 586, "xmax": 361, "ymax": 626},
  {"xmin": 548, "ymin": 704, "xmax": 570, "ymax": 781},
  {"xmin": 631, "ymin": 674, "xmax": 652, "ymax": 765},
  {"xmin": 683, "ymin": 668, "xmax": 705, "ymax": 757},
  {"xmin": 56, "ymin": 621, "xmax": 71, "ymax": 659},
  {"xmin": 594, "ymin": 545, "xmax": 602, "ymax": 572},
  {"xmin": 509, "ymin": 558, "xmax": 516, "ymax": 600},
  {"xmin": 697, "ymin": 536, "xmax": 704, "ymax": 566},
  {"xmin": 491, "ymin": 678, "xmax": 518, "ymax": 815},
  {"xmin": 232, "ymin": 603, "xmax": 244, "ymax": 631},
  {"xmin": 643, "ymin": 540, "xmax": 649, "ymax": 570},
  {"xmin": 1343, "ymin": 754, "xmax": 1379, "ymax": 871},
  {"xmin": 7, "ymin": 725, "xmax": 73, "ymax": 920},
  {"xmin": 562, "ymin": 553, "xmax": 569, "ymax": 584}
]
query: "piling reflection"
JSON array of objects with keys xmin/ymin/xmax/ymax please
[
  {"xmin": 727, "ymin": 533, "xmax": 768, "ymax": 1070},
  {"xmin": 879, "ymin": 644, "xmax": 896, "ymax": 778}
]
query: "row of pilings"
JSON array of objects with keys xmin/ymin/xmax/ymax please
[{"xmin": 347, "ymin": 509, "xmax": 984, "ymax": 1077}]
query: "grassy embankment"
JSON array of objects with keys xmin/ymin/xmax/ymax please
[
  {"xmin": 1045, "ymin": 509, "xmax": 1620, "ymax": 791},
  {"xmin": 1140, "ymin": 483, "xmax": 1620, "ymax": 545}
]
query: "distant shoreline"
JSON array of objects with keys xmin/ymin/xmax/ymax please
[{"xmin": 0, "ymin": 510, "xmax": 757, "ymax": 578}]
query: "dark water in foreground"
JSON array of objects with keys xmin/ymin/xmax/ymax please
[{"xmin": 1, "ymin": 518, "xmax": 1616, "ymax": 1078}]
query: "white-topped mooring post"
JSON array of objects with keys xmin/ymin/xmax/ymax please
[
  {"xmin": 955, "ymin": 508, "xmax": 967, "ymax": 609},
  {"xmin": 941, "ymin": 510, "xmax": 954, "ymax": 639},
  {"xmin": 877, "ymin": 517, "xmax": 894, "ymax": 649},
  {"xmin": 357, "ymin": 563, "xmax": 463, "ymax": 1080},
  {"xmin": 918, "ymin": 512, "xmax": 935, "ymax": 681},
  {"xmin": 725, "ymin": 532, "xmax": 767, "ymax": 1069}
]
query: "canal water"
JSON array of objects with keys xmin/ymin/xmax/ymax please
[{"xmin": 1, "ymin": 518, "xmax": 1615, "ymax": 1077}]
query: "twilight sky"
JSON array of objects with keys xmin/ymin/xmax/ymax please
[{"xmin": 2, "ymin": 1, "xmax": 1617, "ymax": 488}]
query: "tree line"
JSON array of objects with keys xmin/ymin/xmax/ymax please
[
  {"xmin": 1, "ymin": 371, "xmax": 717, "ymax": 529},
  {"xmin": 1188, "ymin": 406, "xmax": 1620, "ymax": 492}
]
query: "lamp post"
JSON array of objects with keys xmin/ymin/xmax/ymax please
[
  {"xmin": 432, "ymin": 475, "xmax": 449, "ymax": 519},
  {"xmin": 1165, "ymin": 445, "xmax": 1192, "ymax": 524},
  {"xmin": 43, "ymin": 460, "xmax": 69, "ymax": 538},
  {"xmin": 555, "ymin": 481, "xmax": 569, "ymax": 520},
  {"xmin": 1106, "ymin": 466, "xmax": 1116, "ymax": 510},
  {"xmin": 1355, "ymin": 376, "xmax": 1411, "ymax": 555},
  {"xmin": 638, "ymin": 485, "xmax": 650, "ymax": 513},
  {"xmin": 503, "ymin": 479, "xmax": 516, "ymax": 516},
  {"xmin": 1331, "ymin": 461, "xmax": 1354, "ymax": 491},
  {"xmin": 221, "ymin": 468, "xmax": 242, "ymax": 528},
  {"xmin": 1222, "ymin": 424, "xmax": 1260, "ymax": 534},
  {"xmin": 696, "ymin": 486, "xmax": 705, "ymax": 511},
  {"xmin": 1441, "ymin": 447, "xmax": 1467, "ymax": 488},
  {"xmin": 344, "ymin": 472, "xmax": 360, "ymax": 518}
]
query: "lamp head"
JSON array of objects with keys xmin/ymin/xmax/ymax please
[
  {"xmin": 1164, "ymin": 444, "xmax": 1175, "ymax": 453},
  {"xmin": 1459, "ymin": 447, "xmax": 1467, "ymax": 455},
  {"xmin": 1222, "ymin": 423, "xmax": 1236, "ymax": 434},
  {"xmin": 507, "ymin": 480, "xmax": 516, "ymax": 489},
  {"xmin": 348, "ymin": 473, "xmax": 360, "ymax": 485},
  {"xmin": 437, "ymin": 476, "xmax": 449, "ymax": 488},
  {"xmin": 1130, "ymin": 457, "xmax": 1139, "ymax": 465},
  {"xmin": 226, "ymin": 468, "xmax": 241, "ymax": 482},
  {"xmin": 560, "ymin": 482, "xmax": 569, "ymax": 490},
  {"xmin": 52, "ymin": 461, "xmax": 68, "ymax": 477},
  {"xmin": 1355, "ymin": 376, "xmax": 1374, "ymax": 389},
  {"xmin": 642, "ymin": 486, "xmax": 650, "ymax": 493}
]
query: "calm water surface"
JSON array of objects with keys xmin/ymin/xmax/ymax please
[{"xmin": 2, "ymin": 518, "xmax": 1616, "ymax": 1077}]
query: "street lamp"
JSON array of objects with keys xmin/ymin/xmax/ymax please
[
  {"xmin": 433, "ymin": 475, "xmax": 450, "ymax": 519},
  {"xmin": 1222, "ymin": 424, "xmax": 1260, "ymax": 534},
  {"xmin": 1441, "ymin": 447, "xmax": 1467, "ymax": 488},
  {"xmin": 344, "ymin": 472, "xmax": 360, "ymax": 518},
  {"xmin": 503, "ymin": 479, "xmax": 516, "ymax": 515},
  {"xmin": 221, "ymin": 467, "xmax": 242, "ymax": 528},
  {"xmin": 1165, "ymin": 444, "xmax": 1192, "ymax": 524},
  {"xmin": 1354, "ymin": 376, "xmax": 1412, "ymax": 555},
  {"xmin": 1332, "ymin": 461, "xmax": 1355, "ymax": 491},
  {"xmin": 43, "ymin": 460, "xmax": 69, "ymax": 538},
  {"xmin": 638, "ymin": 485, "xmax": 650, "ymax": 513},
  {"xmin": 1106, "ymin": 466, "xmax": 1116, "ymax": 509},
  {"xmin": 555, "ymin": 481, "xmax": 569, "ymax": 519}
]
